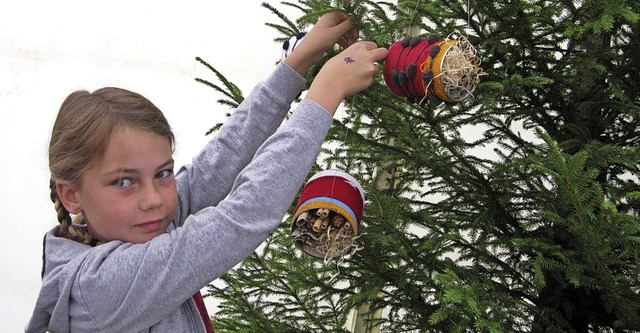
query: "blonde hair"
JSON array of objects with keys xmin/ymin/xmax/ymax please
[{"xmin": 48, "ymin": 87, "xmax": 175, "ymax": 245}]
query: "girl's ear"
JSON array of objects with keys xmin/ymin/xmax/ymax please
[{"xmin": 56, "ymin": 182, "xmax": 82, "ymax": 214}]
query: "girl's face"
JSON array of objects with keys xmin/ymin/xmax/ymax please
[{"xmin": 70, "ymin": 126, "xmax": 177, "ymax": 244}]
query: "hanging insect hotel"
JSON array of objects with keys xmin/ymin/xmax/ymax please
[
  {"xmin": 383, "ymin": 34, "xmax": 484, "ymax": 105},
  {"xmin": 291, "ymin": 170, "xmax": 365, "ymax": 260}
]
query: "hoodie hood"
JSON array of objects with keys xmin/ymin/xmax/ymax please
[{"xmin": 25, "ymin": 227, "xmax": 92, "ymax": 332}]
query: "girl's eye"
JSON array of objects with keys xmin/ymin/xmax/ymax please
[
  {"xmin": 113, "ymin": 178, "xmax": 133, "ymax": 189},
  {"xmin": 156, "ymin": 169, "xmax": 173, "ymax": 179}
]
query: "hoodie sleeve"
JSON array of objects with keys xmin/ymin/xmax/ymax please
[{"xmin": 173, "ymin": 62, "xmax": 306, "ymax": 224}]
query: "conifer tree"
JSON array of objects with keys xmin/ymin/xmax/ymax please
[{"xmin": 196, "ymin": 0, "xmax": 640, "ymax": 331}]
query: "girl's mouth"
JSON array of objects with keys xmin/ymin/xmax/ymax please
[{"xmin": 136, "ymin": 219, "xmax": 164, "ymax": 232}]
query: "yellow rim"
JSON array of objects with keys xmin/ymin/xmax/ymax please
[
  {"xmin": 421, "ymin": 40, "xmax": 458, "ymax": 103},
  {"xmin": 293, "ymin": 201, "xmax": 358, "ymax": 235}
]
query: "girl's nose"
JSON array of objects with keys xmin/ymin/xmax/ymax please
[{"xmin": 139, "ymin": 183, "xmax": 163, "ymax": 211}]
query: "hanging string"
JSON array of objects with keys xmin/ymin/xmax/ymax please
[
  {"xmin": 407, "ymin": 0, "xmax": 423, "ymax": 34},
  {"xmin": 326, "ymin": 94, "xmax": 352, "ymax": 229},
  {"xmin": 468, "ymin": 0, "xmax": 471, "ymax": 34}
]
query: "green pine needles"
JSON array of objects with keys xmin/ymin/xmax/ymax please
[{"xmin": 196, "ymin": 0, "xmax": 640, "ymax": 331}]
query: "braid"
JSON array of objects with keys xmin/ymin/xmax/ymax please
[{"xmin": 49, "ymin": 179, "xmax": 101, "ymax": 246}]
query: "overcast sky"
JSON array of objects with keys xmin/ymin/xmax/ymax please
[{"xmin": 0, "ymin": 1, "xmax": 298, "ymax": 330}]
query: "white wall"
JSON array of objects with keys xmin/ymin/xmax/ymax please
[{"xmin": 0, "ymin": 1, "xmax": 293, "ymax": 330}]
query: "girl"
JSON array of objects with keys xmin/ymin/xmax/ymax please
[{"xmin": 26, "ymin": 12, "xmax": 388, "ymax": 332}]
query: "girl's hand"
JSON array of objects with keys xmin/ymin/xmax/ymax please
[
  {"xmin": 285, "ymin": 12, "xmax": 358, "ymax": 76},
  {"xmin": 305, "ymin": 41, "xmax": 388, "ymax": 115},
  {"xmin": 306, "ymin": 12, "xmax": 359, "ymax": 52}
]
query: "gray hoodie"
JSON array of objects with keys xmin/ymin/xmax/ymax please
[{"xmin": 26, "ymin": 63, "xmax": 333, "ymax": 332}]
